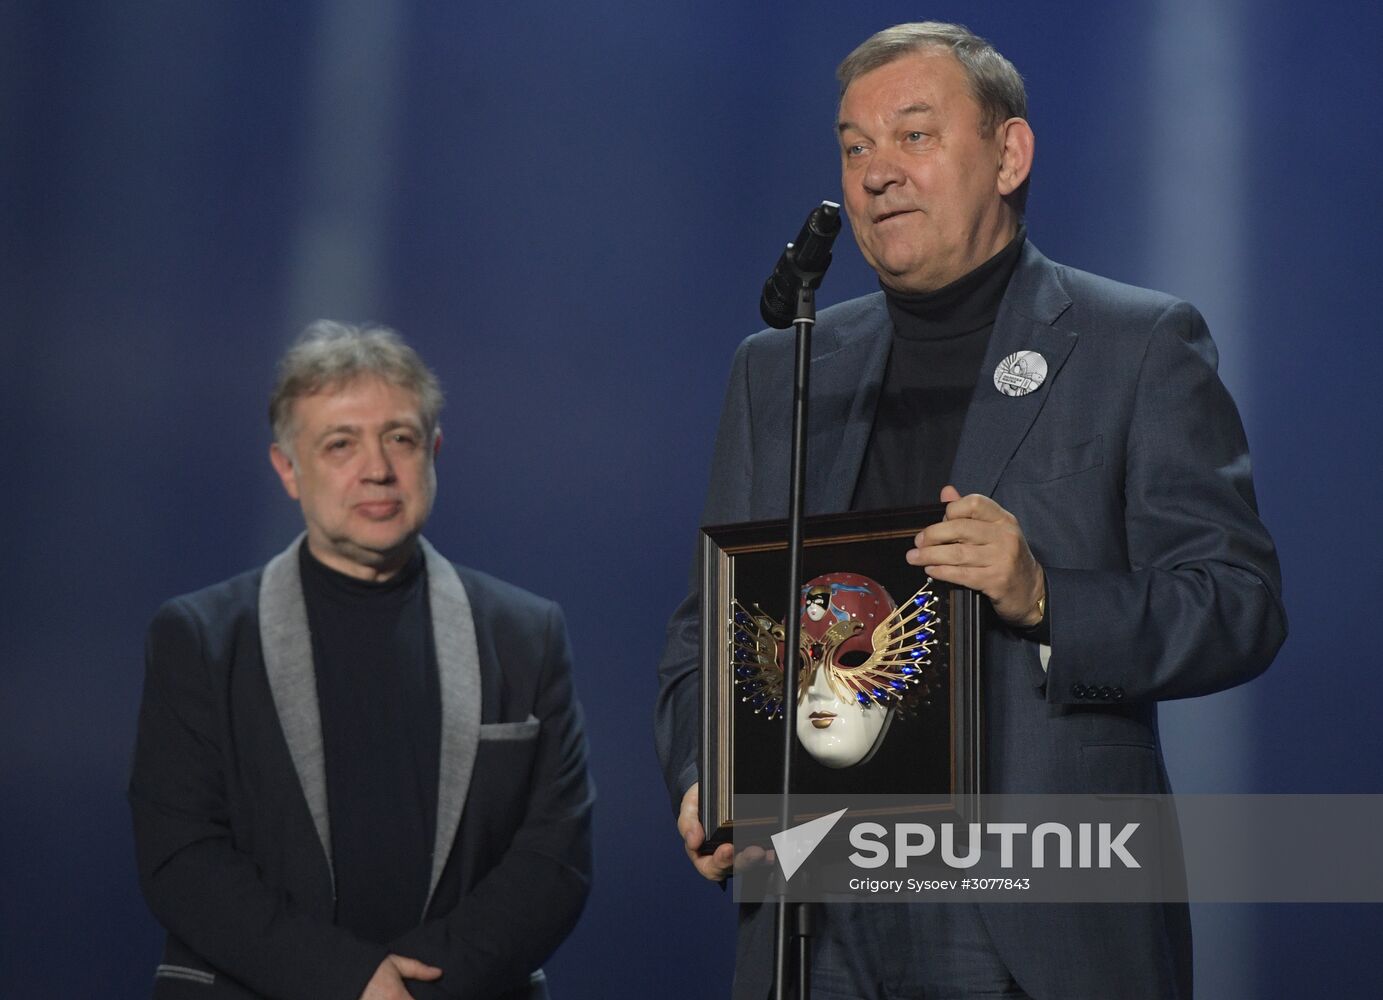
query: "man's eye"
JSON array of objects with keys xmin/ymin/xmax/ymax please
[
  {"xmin": 325, "ymin": 439, "xmax": 349, "ymax": 451},
  {"xmin": 904, "ymin": 131, "xmax": 926, "ymax": 142},
  {"xmin": 844, "ymin": 143, "xmax": 867, "ymax": 157}
]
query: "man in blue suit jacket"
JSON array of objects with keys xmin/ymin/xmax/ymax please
[
  {"xmin": 655, "ymin": 22, "xmax": 1284, "ymax": 1000},
  {"xmin": 131, "ymin": 323, "xmax": 593, "ymax": 999}
]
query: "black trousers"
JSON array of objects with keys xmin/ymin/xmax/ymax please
[{"xmin": 810, "ymin": 902, "xmax": 1033, "ymax": 1000}]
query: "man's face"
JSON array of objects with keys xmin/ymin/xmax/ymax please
[
  {"xmin": 837, "ymin": 49, "xmax": 1018, "ymax": 293},
  {"xmin": 269, "ymin": 376, "xmax": 439, "ymax": 580}
]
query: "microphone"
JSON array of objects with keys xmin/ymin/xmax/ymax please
[{"xmin": 759, "ymin": 200, "xmax": 842, "ymax": 329}]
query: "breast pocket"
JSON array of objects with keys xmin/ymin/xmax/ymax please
[
  {"xmin": 468, "ymin": 715, "xmax": 543, "ymax": 841},
  {"xmin": 479, "ymin": 714, "xmax": 541, "ymax": 742},
  {"xmin": 1005, "ymin": 434, "xmax": 1104, "ymax": 485}
]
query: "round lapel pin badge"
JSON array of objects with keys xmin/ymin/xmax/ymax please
[{"xmin": 993, "ymin": 351, "xmax": 1048, "ymax": 397}]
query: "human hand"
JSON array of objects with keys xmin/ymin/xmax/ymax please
[
  {"xmin": 678, "ymin": 783, "xmax": 774, "ymax": 882},
  {"xmin": 679, "ymin": 783, "xmax": 734, "ymax": 881},
  {"xmin": 907, "ymin": 485, "xmax": 1045, "ymax": 628},
  {"xmin": 359, "ymin": 954, "xmax": 443, "ymax": 1000}
]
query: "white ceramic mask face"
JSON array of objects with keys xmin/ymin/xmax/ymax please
[{"xmin": 796, "ymin": 661, "xmax": 893, "ymax": 768}]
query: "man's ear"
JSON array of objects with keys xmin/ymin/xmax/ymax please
[
  {"xmin": 995, "ymin": 117, "xmax": 1035, "ymax": 197},
  {"xmin": 269, "ymin": 442, "xmax": 301, "ymax": 500},
  {"xmin": 432, "ymin": 427, "xmax": 443, "ymax": 458}
]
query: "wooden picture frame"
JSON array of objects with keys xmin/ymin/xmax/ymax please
[{"xmin": 699, "ymin": 505, "xmax": 983, "ymax": 847}]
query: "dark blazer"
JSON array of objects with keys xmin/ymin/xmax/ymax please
[
  {"xmin": 654, "ymin": 242, "xmax": 1286, "ymax": 999},
  {"xmin": 131, "ymin": 537, "xmax": 593, "ymax": 1000}
]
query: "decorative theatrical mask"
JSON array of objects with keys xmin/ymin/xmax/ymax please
[{"xmin": 732, "ymin": 572, "xmax": 940, "ymax": 769}]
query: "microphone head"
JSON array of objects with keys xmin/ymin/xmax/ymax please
[
  {"xmin": 760, "ymin": 247, "xmax": 797, "ymax": 329},
  {"xmin": 792, "ymin": 201, "xmax": 841, "ymax": 275},
  {"xmin": 812, "ymin": 201, "xmax": 842, "ymax": 235},
  {"xmin": 759, "ymin": 201, "xmax": 843, "ymax": 329}
]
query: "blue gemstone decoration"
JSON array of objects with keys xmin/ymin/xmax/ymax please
[
  {"xmin": 735, "ymin": 611, "xmax": 750, "ymax": 626},
  {"xmin": 909, "ymin": 648, "xmax": 924, "ymax": 659},
  {"xmin": 735, "ymin": 631, "xmax": 749, "ymax": 644},
  {"xmin": 913, "ymin": 595, "xmax": 926, "ymax": 606},
  {"xmin": 901, "ymin": 665, "xmax": 917, "ymax": 675},
  {"xmin": 735, "ymin": 666, "xmax": 753, "ymax": 678},
  {"xmin": 873, "ymin": 687, "xmax": 886, "ymax": 700},
  {"xmin": 751, "ymin": 694, "xmax": 765, "ymax": 709},
  {"xmin": 856, "ymin": 691, "xmax": 870, "ymax": 706},
  {"xmin": 917, "ymin": 611, "xmax": 932, "ymax": 622},
  {"xmin": 890, "ymin": 680, "xmax": 906, "ymax": 691},
  {"xmin": 734, "ymin": 648, "xmax": 750, "ymax": 663}
]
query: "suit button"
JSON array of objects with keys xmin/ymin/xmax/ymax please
[
  {"xmin": 1072, "ymin": 684, "xmax": 1087, "ymax": 699},
  {"xmin": 1098, "ymin": 686, "xmax": 1112, "ymax": 700},
  {"xmin": 1112, "ymin": 687, "xmax": 1125, "ymax": 701}
]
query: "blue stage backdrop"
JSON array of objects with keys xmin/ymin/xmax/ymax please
[{"xmin": 3, "ymin": 2, "xmax": 1380, "ymax": 997}]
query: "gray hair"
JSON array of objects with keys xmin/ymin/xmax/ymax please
[
  {"xmin": 269, "ymin": 320, "xmax": 444, "ymax": 452},
  {"xmin": 837, "ymin": 22, "xmax": 1027, "ymax": 135}
]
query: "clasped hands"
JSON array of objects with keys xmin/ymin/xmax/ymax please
[{"xmin": 359, "ymin": 954, "xmax": 442, "ymax": 1000}]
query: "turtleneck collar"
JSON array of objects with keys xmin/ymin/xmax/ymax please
[
  {"xmin": 882, "ymin": 225, "xmax": 1026, "ymax": 340},
  {"xmin": 298, "ymin": 539, "xmax": 425, "ymax": 602}
]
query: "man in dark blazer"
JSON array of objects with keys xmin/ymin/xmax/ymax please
[
  {"xmin": 130, "ymin": 322, "xmax": 593, "ymax": 1000},
  {"xmin": 654, "ymin": 22, "xmax": 1284, "ymax": 1000}
]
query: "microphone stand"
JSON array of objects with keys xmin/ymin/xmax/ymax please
[{"xmin": 772, "ymin": 269, "xmax": 824, "ymax": 1000}]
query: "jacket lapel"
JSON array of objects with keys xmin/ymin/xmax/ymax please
[
  {"xmin": 257, "ymin": 534, "xmax": 483, "ymax": 915},
  {"xmin": 814, "ymin": 295, "xmax": 892, "ymax": 513},
  {"xmin": 419, "ymin": 538, "xmax": 482, "ymax": 915},
  {"xmin": 951, "ymin": 243, "xmax": 1077, "ymax": 496},
  {"xmin": 258, "ymin": 535, "xmax": 334, "ymax": 886}
]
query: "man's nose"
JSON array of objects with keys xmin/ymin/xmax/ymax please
[
  {"xmin": 359, "ymin": 440, "xmax": 397, "ymax": 483},
  {"xmin": 861, "ymin": 148, "xmax": 904, "ymax": 195}
]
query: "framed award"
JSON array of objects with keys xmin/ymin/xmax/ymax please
[{"xmin": 699, "ymin": 504, "xmax": 983, "ymax": 847}]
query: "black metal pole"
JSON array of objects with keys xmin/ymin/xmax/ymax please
[
  {"xmin": 758, "ymin": 199, "xmax": 838, "ymax": 1000},
  {"xmin": 772, "ymin": 281, "xmax": 816, "ymax": 1000}
]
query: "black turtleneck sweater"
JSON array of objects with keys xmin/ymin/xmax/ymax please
[
  {"xmin": 852, "ymin": 229, "xmax": 1026, "ymax": 512},
  {"xmin": 300, "ymin": 542, "xmax": 440, "ymax": 944}
]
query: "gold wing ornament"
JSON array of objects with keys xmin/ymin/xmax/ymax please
[
  {"xmin": 731, "ymin": 601, "xmax": 788, "ymax": 719},
  {"xmin": 731, "ymin": 580, "xmax": 942, "ymax": 720},
  {"xmin": 802, "ymin": 581, "xmax": 941, "ymax": 711}
]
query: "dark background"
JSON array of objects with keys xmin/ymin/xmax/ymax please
[{"xmin": 4, "ymin": 2, "xmax": 1380, "ymax": 997}]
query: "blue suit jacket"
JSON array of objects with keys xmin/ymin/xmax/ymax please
[
  {"xmin": 654, "ymin": 241, "xmax": 1286, "ymax": 999},
  {"xmin": 131, "ymin": 537, "xmax": 594, "ymax": 1000}
]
